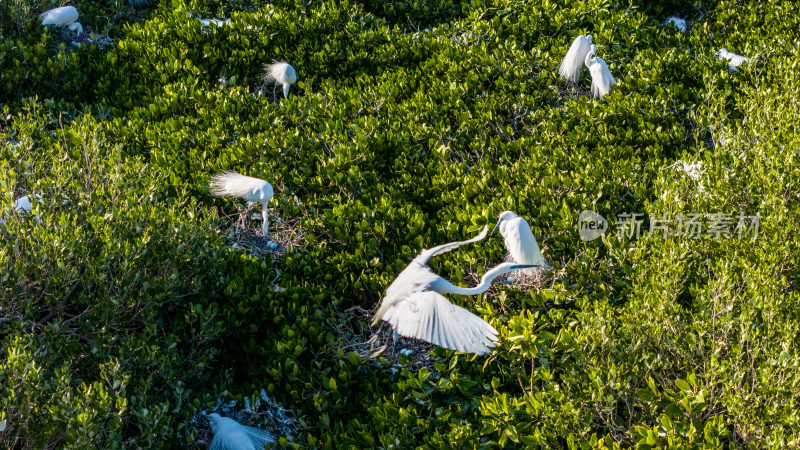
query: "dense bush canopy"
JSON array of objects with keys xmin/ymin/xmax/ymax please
[{"xmin": 1, "ymin": 0, "xmax": 799, "ymax": 447}]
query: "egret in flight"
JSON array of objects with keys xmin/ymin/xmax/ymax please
[
  {"xmin": 39, "ymin": 6, "xmax": 83, "ymax": 36},
  {"xmin": 210, "ymin": 172, "xmax": 274, "ymax": 237},
  {"xmin": 372, "ymin": 227, "xmax": 538, "ymax": 355},
  {"xmin": 717, "ymin": 48, "xmax": 749, "ymax": 72},
  {"xmin": 664, "ymin": 16, "xmax": 687, "ymax": 33},
  {"xmin": 207, "ymin": 413, "xmax": 275, "ymax": 450},
  {"xmin": 584, "ymin": 44, "xmax": 616, "ymax": 99},
  {"xmin": 264, "ymin": 62, "xmax": 298, "ymax": 98},
  {"xmin": 559, "ymin": 34, "xmax": 593, "ymax": 83},
  {"xmin": 493, "ymin": 211, "xmax": 551, "ymax": 275}
]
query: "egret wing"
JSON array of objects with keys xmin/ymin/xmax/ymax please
[
  {"xmin": 383, "ymin": 291, "xmax": 499, "ymax": 355},
  {"xmin": 418, "ymin": 226, "xmax": 488, "ymax": 263}
]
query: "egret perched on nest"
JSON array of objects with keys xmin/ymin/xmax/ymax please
[
  {"xmin": 39, "ymin": 6, "xmax": 83, "ymax": 36},
  {"xmin": 493, "ymin": 211, "xmax": 552, "ymax": 276},
  {"xmin": 210, "ymin": 172, "xmax": 274, "ymax": 238},
  {"xmin": 264, "ymin": 62, "xmax": 298, "ymax": 98},
  {"xmin": 559, "ymin": 34, "xmax": 593, "ymax": 83},
  {"xmin": 207, "ymin": 413, "xmax": 276, "ymax": 450},
  {"xmin": 717, "ymin": 48, "xmax": 749, "ymax": 72},
  {"xmin": 584, "ymin": 44, "xmax": 617, "ymax": 99},
  {"xmin": 664, "ymin": 16, "xmax": 687, "ymax": 33},
  {"xmin": 372, "ymin": 227, "xmax": 538, "ymax": 355}
]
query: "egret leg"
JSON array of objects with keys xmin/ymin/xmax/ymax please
[
  {"xmin": 392, "ymin": 330, "xmax": 399, "ymax": 353},
  {"xmin": 273, "ymin": 83, "xmax": 278, "ymax": 100},
  {"xmin": 282, "ymin": 83, "xmax": 290, "ymax": 98},
  {"xmin": 261, "ymin": 205, "xmax": 269, "ymax": 238}
]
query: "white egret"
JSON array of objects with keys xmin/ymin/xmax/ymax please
[
  {"xmin": 664, "ymin": 16, "xmax": 687, "ymax": 33},
  {"xmin": 584, "ymin": 44, "xmax": 617, "ymax": 99},
  {"xmin": 210, "ymin": 172, "xmax": 274, "ymax": 237},
  {"xmin": 264, "ymin": 62, "xmax": 298, "ymax": 99},
  {"xmin": 492, "ymin": 211, "xmax": 551, "ymax": 275},
  {"xmin": 717, "ymin": 48, "xmax": 749, "ymax": 72},
  {"xmin": 559, "ymin": 34, "xmax": 593, "ymax": 83},
  {"xmin": 0, "ymin": 195, "xmax": 41, "ymax": 224},
  {"xmin": 39, "ymin": 6, "xmax": 83, "ymax": 36},
  {"xmin": 372, "ymin": 227, "xmax": 539, "ymax": 355},
  {"xmin": 207, "ymin": 413, "xmax": 275, "ymax": 450}
]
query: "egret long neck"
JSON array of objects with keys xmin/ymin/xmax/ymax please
[{"xmin": 433, "ymin": 266, "xmax": 510, "ymax": 296}]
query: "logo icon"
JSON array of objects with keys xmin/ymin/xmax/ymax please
[{"xmin": 578, "ymin": 210, "xmax": 608, "ymax": 241}]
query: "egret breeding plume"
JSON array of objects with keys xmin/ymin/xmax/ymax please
[
  {"xmin": 584, "ymin": 44, "xmax": 617, "ymax": 99},
  {"xmin": 207, "ymin": 413, "xmax": 275, "ymax": 450},
  {"xmin": 559, "ymin": 34, "xmax": 593, "ymax": 83},
  {"xmin": 39, "ymin": 6, "xmax": 83, "ymax": 36},
  {"xmin": 664, "ymin": 16, "xmax": 687, "ymax": 33},
  {"xmin": 264, "ymin": 62, "xmax": 298, "ymax": 98},
  {"xmin": 210, "ymin": 172, "xmax": 274, "ymax": 237},
  {"xmin": 717, "ymin": 48, "xmax": 749, "ymax": 72},
  {"xmin": 372, "ymin": 227, "xmax": 538, "ymax": 355},
  {"xmin": 493, "ymin": 211, "xmax": 552, "ymax": 275}
]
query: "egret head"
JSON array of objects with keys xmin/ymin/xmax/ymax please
[
  {"xmin": 68, "ymin": 22, "xmax": 83, "ymax": 36},
  {"xmin": 207, "ymin": 413, "xmax": 222, "ymax": 433},
  {"xmin": 586, "ymin": 34, "xmax": 592, "ymax": 44},
  {"xmin": 717, "ymin": 48, "xmax": 727, "ymax": 57},
  {"xmin": 492, "ymin": 211, "xmax": 519, "ymax": 234}
]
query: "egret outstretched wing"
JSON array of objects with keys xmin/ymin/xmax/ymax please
[
  {"xmin": 421, "ymin": 226, "xmax": 488, "ymax": 262},
  {"xmin": 382, "ymin": 291, "xmax": 499, "ymax": 355}
]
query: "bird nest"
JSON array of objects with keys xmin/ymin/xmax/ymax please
[
  {"xmin": 218, "ymin": 206, "xmax": 304, "ymax": 261},
  {"xmin": 187, "ymin": 389, "xmax": 299, "ymax": 448},
  {"xmin": 47, "ymin": 29, "xmax": 114, "ymax": 52},
  {"xmin": 334, "ymin": 306, "xmax": 443, "ymax": 373}
]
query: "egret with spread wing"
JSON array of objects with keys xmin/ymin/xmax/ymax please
[
  {"xmin": 372, "ymin": 227, "xmax": 538, "ymax": 355},
  {"xmin": 493, "ymin": 211, "xmax": 551, "ymax": 275},
  {"xmin": 207, "ymin": 413, "xmax": 275, "ymax": 450}
]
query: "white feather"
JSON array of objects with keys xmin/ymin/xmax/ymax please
[
  {"xmin": 494, "ymin": 211, "xmax": 551, "ymax": 275},
  {"xmin": 208, "ymin": 414, "xmax": 275, "ymax": 450},
  {"xmin": 382, "ymin": 291, "xmax": 499, "ymax": 355},
  {"xmin": 210, "ymin": 171, "xmax": 273, "ymax": 236},
  {"xmin": 39, "ymin": 6, "xmax": 82, "ymax": 36},
  {"xmin": 264, "ymin": 62, "xmax": 298, "ymax": 98},
  {"xmin": 559, "ymin": 34, "xmax": 593, "ymax": 83},
  {"xmin": 210, "ymin": 172, "xmax": 273, "ymax": 204},
  {"xmin": 717, "ymin": 48, "xmax": 749, "ymax": 72},
  {"xmin": 584, "ymin": 44, "xmax": 616, "ymax": 99},
  {"xmin": 664, "ymin": 16, "xmax": 687, "ymax": 33}
]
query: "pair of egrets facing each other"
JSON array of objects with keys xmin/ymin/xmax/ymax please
[{"xmin": 372, "ymin": 211, "xmax": 550, "ymax": 356}]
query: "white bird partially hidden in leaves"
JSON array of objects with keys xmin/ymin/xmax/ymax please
[
  {"xmin": 559, "ymin": 34, "xmax": 593, "ymax": 83},
  {"xmin": 492, "ymin": 211, "xmax": 552, "ymax": 276},
  {"xmin": 717, "ymin": 48, "xmax": 749, "ymax": 72},
  {"xmin": 207, "ymin": 413, "xmax": 276, "ymax": 450},
  {"xmin": 372, "ymin": 226, "xmax": 538, "ymax": 355},
  {"xmin": 264, "ymin": 62, "xmax": 298, "ymax": 99},
  {"xmin": 210, "ymin": 172, "xmax": 274, "ymax": 237},
  {"xmin": 664, "ymin": 16, "xmax": 687, "ymax": 33},
  {"xmin": 584, "ymin": 44, "xmax": 617, "ymax": 99},
  {"xmin": 39, "ymin": 6, "xmax": 83, "ymax": 36},
  {"xmin": 0, "ymin": 194, "xmax": 42, "ymax": 224}
]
